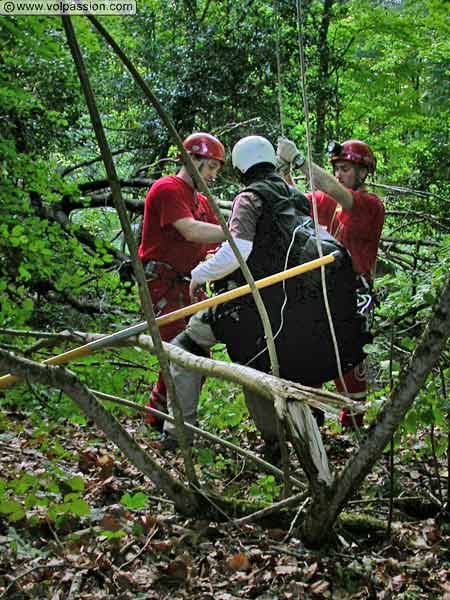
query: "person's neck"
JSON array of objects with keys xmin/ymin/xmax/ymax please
[{"xmin": 177, "ymin": 167, "xmax": 194, "ymax": 188}]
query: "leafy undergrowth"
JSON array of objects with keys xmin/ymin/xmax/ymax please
[{"xmin": 1, "ymin": 408, "xmax": 450, "ymax": 600}]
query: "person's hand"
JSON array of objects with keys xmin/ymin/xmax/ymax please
[
  {"xmin": 277, "ymin": 137, "xmax": 302, "ymax": 164},
  {"xmin": 189, "ymin": 279, "xmax": 202, "ymax": 302}
]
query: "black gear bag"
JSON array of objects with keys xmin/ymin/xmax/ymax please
[{"xmin": 211, "ymin": 174, "xmax": 371, "ymax": 386}]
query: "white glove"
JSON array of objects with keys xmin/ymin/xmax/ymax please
[{"xmin": 277, "ymin": 137, "xmax": 303, "ymax": 165}]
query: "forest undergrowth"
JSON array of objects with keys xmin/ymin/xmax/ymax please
[{"xmin": 1, "ymin": 392, "xmax": 449, "ymax": 600}]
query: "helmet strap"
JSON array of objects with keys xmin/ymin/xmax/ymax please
[{"xmin": 353, "ymin": 166, "xmax": 368, "ymax": 190}]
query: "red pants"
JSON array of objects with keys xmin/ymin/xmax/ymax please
[
  {"xmin": 335, "ymin": 361, "xmax": 367, "ymax": 427},
  {"xmin": 145, "ymin": 278, "xmax": 206, "ymax": 427}
]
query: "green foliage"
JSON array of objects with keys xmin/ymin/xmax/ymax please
[
  {"xmin": 249, "ymin": 474, "xmax": 281, "ymax": 503},
  {"xmin": 120, "ymin": 491, "xmax": 149, "ymax": 510},
  {"xmin": 0, "ymin": 465, "xmax": 90, "ymax": 527},
  {"xmin": 199, "ymin": 381, "xmax": 249, "ymax": 432},
  {"xmin": 99, "ymin": 528, "xmax": 127, "ymax": 540}
]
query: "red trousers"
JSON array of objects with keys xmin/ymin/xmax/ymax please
[
  {"xmin": 145, "ymin": 278, "xmax": 207, "ymax": 426},
  {"xmin": 335, "ymin": 361, "xmax": 367, "ymax": 427}
]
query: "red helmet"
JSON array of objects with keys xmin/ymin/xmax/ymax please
[
  {"xmin": 329, "ymin": 139, "xmax": 376, "ymax": 173},
  {"xmin": 183, "ymin": 132, "xmax": 225, "ymax": 163}
]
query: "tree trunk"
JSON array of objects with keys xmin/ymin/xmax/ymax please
[
  {"xmin": 301, "ymin": 273, "xmax": 450, "ymax": 546},
  {"xmin": 313, "ymin": 0, "xmax": 334, "ymax": 163}
]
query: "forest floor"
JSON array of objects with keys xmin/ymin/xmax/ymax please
[{"xmin": 0, "ymin": 407, "xmax": 449, "ymax": 600}]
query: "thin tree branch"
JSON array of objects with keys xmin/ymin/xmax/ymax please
[
  {"xmin": 87, "ymin": 15, "xmax": 280, "ymax": 381},
  {"xmin": 62, "ymin": 146, "xmax": 155, "ymax": 176},
  {"xmin": 62, "ymin": 16, "xmax": 197, "ymax": 484},
  {"xmin": 91, "ymin": 388, "xmax": 306, "ymax": 488},
  {"xmin": 86, "ymin": 14, "xmax": 290, "ymax": 493},
  {"xmin": 0, "ymin": 349, "xmax": 199, "ymax": 513}
]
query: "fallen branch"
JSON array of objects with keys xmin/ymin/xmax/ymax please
[
  {"xmin": 63, "ymin": 15, "xmax": 198, "ymax": 484},
  {"xmin": 235, "ymin": 491, "xmax": 308, "ymax": 524},
  {"xmin": 91, "ymin": 388, "xmax": 305, "ymax": 488},
  {"xmin": 381, "ymin": 236, "xmax": 440, "ymax": 247},
  {"xmin": 0, "ymin": 349, "xmax": 200, "ymax": 515},
  {"xmin": 370, "ymin": 182, "xmax": 449, "ymax": 204}
]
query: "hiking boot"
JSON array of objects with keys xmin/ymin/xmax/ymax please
[
  {"xmin": 146, "ymin": 416, "xmax": 164, "ymax": 433},
  {"xmin": 261, "ymin": 440, "xmax": 282, "ymax": 466},
  {"xmin": 149, "ymin": 433, "xmax": 179, "ymax": 452},
  {"xmin": 151, "ymin": 433, "xmax": 195, "ymax": 453},
  {"xmin": 144, "ymin": 402, "xmax": 164, "ymax": 432},
  {"xmin": 312, "ymin": 408, "xmax": 325, "ymax": 427}
]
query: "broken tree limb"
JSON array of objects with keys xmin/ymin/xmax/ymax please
[
  {"xmin": 0, "ymin": 327, "xmax": 361, "ymax": 418},
  {"xmin": 286, "ymin": 403, "xmax": 333, "ymax": 487},
  {"xmin": 0, "ymin": 349, "xmax": 200, "ymax": 515},
  {"xmin": 0, "ymin": 327, "xmax": 362, "ymax": 417}
]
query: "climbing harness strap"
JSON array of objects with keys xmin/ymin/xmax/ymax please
[{"xmin": 143, "ymin": 260, "xmax": 191, "ymax": 283}]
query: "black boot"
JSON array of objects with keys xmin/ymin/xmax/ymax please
[{"xmin": 261, "ymin": 440, "xmax": 282, "ymax": 466}]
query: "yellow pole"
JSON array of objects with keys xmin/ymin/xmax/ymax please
[
  {"xmin": 0, "ymin": 253, "xmax": 335, "ymax": 389},
  {"xmin": 157, "ymin": 252, "xmax": 335, "ymax": 327}
]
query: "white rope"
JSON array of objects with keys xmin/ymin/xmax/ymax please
[
  {"xmin": 245, "ymin": 1, "xmax": 351, "ymax": 400},
  {"xmin": 275, "ymin": 8, "xmax": 285, "ymax": 138},
  {"xmin": 244, "ymin": 221, "xmax": 302, "ymax": 368},
  {"xmin": 295, "ymin": 0, "xmax": 348, "ymax": 395}
]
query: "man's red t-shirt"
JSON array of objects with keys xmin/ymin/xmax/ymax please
[
  {"xmin": 138, "ymin": 176, "xmax": 219, "ymax": 273},
  {"xmin": 307, "ymin": 190, "xmax": 384, "ymax": 278}
]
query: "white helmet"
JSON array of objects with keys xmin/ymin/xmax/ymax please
[{"xmin": 232, "ymin": 136, "xmax": 277, "ymax": 174}]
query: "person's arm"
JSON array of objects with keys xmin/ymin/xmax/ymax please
[
  {"xmin": 189, "ymin": 239, "xmax": 252, "ymax": 301},
  {"xmin": 189, "ymin": 191, "xmax": 262, "ymax": 300},
  {"xmin": 277, "ymin": 137, "xmax": 353, "ymax": 210},
  {"xmin": 303, "ymin": 163, "xmax": 354, "ymax": 210},
  {"xmin": 191, "ymin": 238, "xmax": 253, "ymax": 283},
  {"xmin": 172, "ymin": 217, "xmax": 226, "ymax": 243}
]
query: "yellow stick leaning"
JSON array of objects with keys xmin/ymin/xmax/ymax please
[{"xmin": 0, "ymin": 253, "xmax": 335, "ymax": 389}]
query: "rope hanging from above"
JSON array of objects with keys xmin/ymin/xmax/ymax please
[
  {"xmin": 294, "ymin": 0, "xmax": 349, "ymax": 395},
  {"xmin": 263, "ymin": 0, "xmax": 349, "ymax": 396}
]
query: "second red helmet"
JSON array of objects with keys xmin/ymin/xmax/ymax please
[
  {"xmin": 183, "ymin": 132, "xmax": 226, "ymax": 164},
  {"xmin": 329, "ymin": 140, "xmax": 376, "ymax": 173}
]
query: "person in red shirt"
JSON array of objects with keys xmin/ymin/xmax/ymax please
[
  {"xmin": 277, "ymin": 138, "xmax": 385, "ymax": 429},
  {"xmin": 138, "ymin": 132, "xmax": 226, "ymax": 430}
]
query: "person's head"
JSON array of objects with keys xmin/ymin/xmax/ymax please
[
  {"xmin": 182, "ymin": 132, "xmax": 225, "ymax": 183},
  {"xmin": 231, "ymin": 135, "xmax": 277, "ymax": 184},
  {"xmin": 328, "ymin": 140, "xmax": 376, "ymax": 191}
]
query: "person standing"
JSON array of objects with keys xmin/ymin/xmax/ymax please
[
  {"xmin": 138, "ymin": 132, "xmax": 226, "ymax": 430},
  {"xmin": 277, "ymin": 137, "xmax": 385, "ymax": 428}
]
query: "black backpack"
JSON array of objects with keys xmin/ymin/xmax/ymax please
[{"xmin": 211, "ymin": 175, "xmax": 371, "ymax": 386}]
